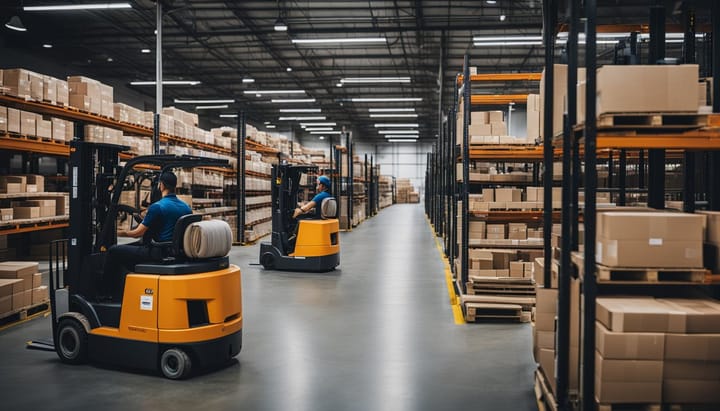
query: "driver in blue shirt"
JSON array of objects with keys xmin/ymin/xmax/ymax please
[
  {"xmin": 293, "ymin": 175, "xmax": 332, "ymax": 219},
  {"xmin": 105, "ymin": 171, "xmax": 191, "ymax": 298}
]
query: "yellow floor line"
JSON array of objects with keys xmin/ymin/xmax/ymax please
[{"xmin": 428, "ymin": 217, "xmax": 466, "ymax": 325}]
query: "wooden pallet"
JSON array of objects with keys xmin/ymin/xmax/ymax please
[
  {"xmin": 461, "ymin": 294, "xmax": 536, "ymax": 312},
  {"xmin": 0, "ymin": 300, "xmax": 50, "ymax": 327},
  {"xmin": 464, "ymin": 302, "xmax": 527, "ymax": 323},
  {"xmin": 466, "ymin": 282, "xmax": 536, "ymax": 296},
  {"xmin": 596, "ymin": 112, "xmax": 710, "ymax": 130},
  {"xmin": 596, "ymin": 265, "xmax": 709, "ymax": 284},
  {"xmin": 535, "ymin": 369, "xmax": 558, "ymax": 411}
]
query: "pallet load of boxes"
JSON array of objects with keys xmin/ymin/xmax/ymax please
[
  {"xmin": 395, "ymin": 178, "xmax": 419, "ymax": 204},
  {"xmin": 0, "ymin": 261, "xmax": 48, "ymax": 321}
]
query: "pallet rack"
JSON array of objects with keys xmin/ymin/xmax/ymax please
[{"xmin": 547, "ymin": 1, "xmax": 720, "ymax": 410}]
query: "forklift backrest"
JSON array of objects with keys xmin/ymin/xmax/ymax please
[
  {"xmin": 183, "ymin": 219, "xmax": 233, "ymax": 259},
  {"xmin": 320, "ymin": 197, "xmax": 337, "ymax": 219}
]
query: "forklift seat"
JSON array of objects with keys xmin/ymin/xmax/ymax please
[
  {"xmin": 134, "ymin": 215, "xmax": 232, "ymax": 275},
  {"xmin": 320, "ymin": 197, "xmax": 337, "ymax": 219}
]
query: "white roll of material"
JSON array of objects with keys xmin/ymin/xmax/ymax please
[{"xmin": 183, "ymin": 220, "xmax": 232, "ymax": 259}]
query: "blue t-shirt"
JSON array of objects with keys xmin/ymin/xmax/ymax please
[
  {"xmin": 142, "ymin": 194, "xmax": 192, "ymax": 241},
  {"xmin": 310, "ymin": 190, "xmax": 332, "ymax": 219}
]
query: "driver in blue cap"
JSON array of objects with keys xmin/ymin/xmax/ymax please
[{"xmin": 293, "ymin": 174, "xmax": 332, "ymax": 219}]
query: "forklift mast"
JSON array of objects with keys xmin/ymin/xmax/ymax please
[{"xmin": 270, "ymin": 163, "xmax": 318, "ymax": 254}]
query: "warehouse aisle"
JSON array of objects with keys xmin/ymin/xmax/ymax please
[{"xmin": 0, "ymin": 204, "xmax": 537, "ymax": 410}]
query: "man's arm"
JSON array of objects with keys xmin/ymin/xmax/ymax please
[
  {"xmin": 293, "ymin": 200, "xmax": 317, "ymax": 218},
  {"xmin": 118, "ymin": 223, "xmax": 149, "ymax": 238}
]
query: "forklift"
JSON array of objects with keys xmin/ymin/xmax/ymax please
[
  {"xmin": 259, "ymin": 162, "xmax": 340, "ymax": 271},
  {"xmin": 30, "ymin": 141, "xmax": 242, "ymax": 379}
]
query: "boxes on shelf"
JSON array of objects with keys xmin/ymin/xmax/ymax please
[
  {"xmin": 20, "ymin": 110, "xmax": 37, "ymax": 136},
  {"xmin": 0, "ymin": 175, "xmax": 25, "ymax": 194},
  {"xmin": 68, "ymin": 75, "xmax": 103, "ymax": 114}
]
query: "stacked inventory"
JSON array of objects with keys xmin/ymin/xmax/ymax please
[
  {"xmin": 396, "ymin": 178, "xmax": 419, "ymax": 203},
  {"xmin": 0, "ymin": 261, "xmax": 48, "ymax": 319},
  {"xmin": 378, "ymin": 176, "xmax": 393, "ymax": 208}
]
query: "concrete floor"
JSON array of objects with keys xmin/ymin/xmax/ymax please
[{"xmin": 0, "ymin": 204, "xmax": 538, "ymax": 410}]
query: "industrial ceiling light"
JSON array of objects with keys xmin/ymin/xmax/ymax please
[
  {"xmin": 43, "ymin": 43, "xmax": 52, "ymax": 48},
  {"xmin": 242, "ymin": 78, "xmax": 255, "ymax": 83},
  {"xmin": 273, "ymin": 18, "xmax": 288, "ymax": 31},
  {"xmin": 141, "ymin": 48, "xmax": 151, "ymax": 53},
  {"xmin": 264, "ymin": 121, "xmax": 271, "ymax": 124},
  {"xmin": 5, "ymin": 16, "xmax": 26, "ymax": 32},
  {"xmin": 305, "ymin": 127, "xmax": 333, "ymax": 131},
  {"xmin": 499, "ymin": 14, "xmax": 506, "ymax": 21},
  {"xmin": 286, "ymin": 67, "xmax": 292, "ymax": 72},
  {"xmin": 175, "ymin": 98, "xmax": 235, "ymax": 104},
  {"xmin": 486, "ymin": 0, "xmax": 497, "ymax": 4},
  {"xmin": 340, "ymin": 77, "xmax": 411, "ymax": 84},
  {"xmin": 291, "ymin": 37, "xmax": 387, "ymax": 45},
  {"xmin": 336, "ymin": 83, "xmax": 342, "ymax": 87},
  {"xmin": 271, "ymin": 98, "xmax": 316, "ymax": 103},
  {"xmin": 24, "ymin": 3, "xmax": 132, "ymax": 11},
  {"xmin": 384, "ymin": 135, "xmax": 420, "ymax": 138},
  {"xmin": 195, "ymin": 104, "xmax": 229, "ymax": 110},
  {"xmin": 374, "ymin": 123, "xmax": 419, "ymax": 128},
  {"xmin": 130, "ymin": 80, "xmax": 200, "ymax": 86},
  {"xmin": 278, "ymin": 116, "xmax": 326, "ymax": 121},
  {"xmin": 378, "ymin": 130, "xmax": 418, "ymax": 134},
  {"xmin": 300, "ymin": 122, "xmax": 336, "ymax": 126},
  {"xmin": 310, "ymin": 131, "xmax": 341, "ymax": 135},
  {"xmin": 243, "ymin": 90, "xmax": 305, "ymax": 95},
  {"xmin": 219, "ymin": 114, "xmax": 238, "ymax": 118},
  {"xmin": 387, "ymin": 139, "xmax": 418, "ymax": 143},
  {"xmin": 368, "ymin": 108, "xmax": 415, "ymax": 112},
  {"xmin": 266, "ymin": 125, "xmax": 276, "ymax": 129},
  {"xmin": 279, "ymin": 108, "xmax": 321, "ymax": 113},
  {"xmin": 318, "ymin": 136, "xmax": 325, "ymax": 140},
  {"xmin": 369, "ymin": 114, "xmax": 418, "ymax": 118},
  {"xmin": 351, "ymin": 97, "xmax": 422, "ymax": 102},
  {"xmin": 474, "ymin": 41, "xmax": 542, "ymax": 46},
  {"xmin": 473, "ymin": 36, "xmax": 542, "ymax": 42}
]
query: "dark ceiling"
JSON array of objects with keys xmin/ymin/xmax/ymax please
[{"xmin": 0, "ymin": 1, "xmax": 716, "ymax": 143}]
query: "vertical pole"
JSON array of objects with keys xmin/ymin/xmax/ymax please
[
  {"xmin": 461, "ymin": 55, "xmax": 471, "ymax": 295},
  {"xmin": 648, "ymin": 1, "xmax": 666, "ymax": 210},
  {"xmin": 365, "ymin": 153, "xmax": 369, "ymax": 216},
  {"xmin": 154, "ymin": 1, "xmax": 162, "ymax": 154},
  {"xmin": 683, "ymin": 5, "xmax": 696, "ymax": 213},
  {"xmin": 582, "ymin": 1, "xmax": 598, "ymax": 409},
  {"xmin": 450, "ymin": 107, "xmax": 457, "ymax": 271},
  {"xmin": 619, "ymin": 150, "xmax": 627, "ymax": 206},
  {"xmin": 542, "ymin": 0, "xmax": 556, "ymax": 288},
  {"xmin": 237, "ymin": 112, "xmax": 246, "ymax": 244},
  {"xmin": 347, "ymin": 131, "xmax": 353, "ymax": 226},
  {"xmin": 709, "ymin": 3, "xmax": 720, "ymax": 211}
]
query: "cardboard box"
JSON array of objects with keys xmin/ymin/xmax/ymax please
[
  {"xmin": 0, "ymin": 261, "xmax": 39, "ymax": 278},
  {"xmin": 0, "ymin": 295, "xmax": 11, "ymax": 314},
  {"xmin": 534, "ymin": 257, "xmax": 546, "ymax": 287},
  {"xmin": 69, "ymin": 94, "xmax": 91, "ymax": 112},
  {"xmin": 470, "ymin": 111, "xmax": 489, "ymax": 124},
  {"xmin": 43, "ymin": 76, "xmax": 57, "ymax": 102},
  {"xmin": 541, "ymin": 65, "xmax": 586, "ymax": 137},
  {"xmin": 663, "ymin": 380, "xmax": 720, "ymax": 404},
  {"xmin": 509, "ymin": 261, "xmax": 525, "ymax": 278},
  {"xmin": 25, "ymin": 175, "xmax": 44, "ymax": 193},
  {"xmin": 536, "ymin": 312, "xmax": 556, "ymax": 332},
  {"xmin": 0, "ymin": 106, "xmax": 6, "ymax": 133},
  {"xmin": 488, "ymin": 111, "xmax": 503, "ymax": 123},
  {"xmin": 36, "ymin": 119, "xmax": 51, "ymax": 139},
  {"xmin": 490, "ymin": 122, "xmax": 507, "ymax": 136},
  {"xmin": 0, "ymin": 278, "xmax": 23, "ymax": 297},
  {"xmin": 664, "ymin": 361, "xmax": 720, "ymax": 380},
  {"xmin": 699, "ymin": 210, "xmax": 720, "ymax": 244},
  {"xmin": 538, "ymin": 348, "xmax": 555, "ymax": 394},
  {"xmin": 0, "ymin": 175, "xmax": 26, "ymax": 194},
  {"xmin": 578, "ymin": 65, "xmax": 700, "ymax": 124},
  {"xmin": 595, "ymin": 321, "xmax": 664, "ymax": 360},
  {"xmin": 537, "ymin": 331, "xmax": 555, "ymax": 350},
  {"xmin": 2, "ymin": 68, "xmax": 31, "ymax": 97},
  {"xmin": 0, "ymin": 208, "xmax": 12, "ymax": 221},
  {"xmin": 20, "ymin": 110, "xmax": 36, "ymax": 136},
  {"xmin": 595, "ymin": 352, "xmax": 663, "ymax": 403},
  {"xmin": 596, "ymin": 212, "xmax": 704, "ymax": 268},
  {"xmin": 536, "ymin": 287, "xmax": 558, "ymax": 314},
  {"xmin": 12, "ymin": 206, "xmax": 39, "ymax": 219},
  {"xmin": 527, "ymin": 108, "xmax": 540, "ymax": 141},
  {"xmin": 7, "ymin": 107, "xmax": 20, "ymax": 133},
  {"xmin": 665, "ymin": 333, "xmax": 720, "ymax": 361},
  {"xmin": 31, "ymin": 285, "xmax": 48, "ymax": 304},
  {"xmin": 596, "ymin": 297, "xmax": 686, "ymax": 333},
  {"xmin": 51, "ymin": 118, "xmax": 66, "ymax": 142},
  {"xmin": 32, "ymin": 272, "xmax": 42, "ymax": 288},
  {"xmin": 495, "ymin": 188, "xmax": 522, "ymax": 202},
  {"xmin": 57, "ymin": 80, "xmax": 69, "ymax": 105},
  {"xmin": 12, "ymin": 289, "xmax": 31, "ymax": 310},
  {"xmin": 658, "ymin": 298, "xmax": 720, "ymax": 333},
  {"xmin": 468, "ymin": 123, "xmax": 492, "ymax": 136}
]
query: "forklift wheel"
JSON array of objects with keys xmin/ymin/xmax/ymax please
[
  {"xmin": 56, "ymin": 319, "xmax": 88, "ymax": 364},
  {"xmin": 260, "ymin": 252, "xmax": 275, "ymax": 270},
  {"xmin": 160, "ymin": 348, "xmax": 192, "ymax": 380}
]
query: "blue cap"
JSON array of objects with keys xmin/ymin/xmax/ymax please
[{"xmin": 318, "ymin": 175, "xmax": 330, "ymax": 187}]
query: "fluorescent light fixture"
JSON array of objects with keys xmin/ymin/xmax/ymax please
[
  {"xmin": 368, "ymin": 108, "xmax": 415, "ymax": 112},
  {"xmin": 486, "ymin": 0, "xmax": 497, "ymax": 4},
  {"xmin": 279, "ymin": 108, "xmax": 321, "ymax": 113},
  {"xmin": 473, "ymin": 35, "xmax": 543, "ymax": 42},
  {"xmin": 219, "ymin": 114, "xmax": 238, "ymax": 118},
  {"xmin": 278, "ymin": 116, "xmax": 326, "ymax": 121},
  {"xmin": 340, "ymin": 77, "xmax": 410, "ymax": 84},
  {"xmin": 25, "ymin": 3, "xmax": 132, "ymax": 11},
  {"xmin": 499, "ymin": 14, "xmax": 506, "ymax": 21},
  {"xmin": 130, "ymin": 80, "xmax": 200, "ymax": 86},
  {"xmin": 310, "ymin": 131, "xmax": 341, "ymax": 134},
  {"xmin": 43, "ymin": 44, "xmax": 53, "ymax": 48},
  {"xmin": 291, "ymin": 37, "xmax": 387, "ymax": 44},
  {"xmin": 474, "ymin": 41, "xmax": 542, "ymax": 46},
  {"xmin": 242, "ymin": 78, "xmax": 255, "ymax": 83},
  {"xmin": 175, "ymin": 98, "xmax": 235, "ymax": 104},
  {"xmin": 243, "ymin": 90, "xmax": 305, "ymax": 95},
  {"xmin": 305, "ymin": 127, "xmax": 333, "ymax": 131},
  {"xmin": 266, "ymin": 125, "xmax": 276, "ymax": 129},
  {"xmin": 195, "ymin": 104, "xmax": 228, "ymax": 110},
  {"xmin": 351, "ymin": 97, "xmax": 422, "ymax": 102},
  {"xmin": 5, "ymin": 16, "xmax": 26, "ymax": 31},
  {"xmin": 271, "ymin": 98, "xmax": 316, "ymax": 103},
  {"xmin": 286, "ymin": 67, "xmax": 292, "ymax": 72},
  {"xmin": 387, "ymin": 139, "xmax": 418, "ymax": 143},
  {"xmin": 336, "ymin": 83, "xmax": 343, "ymax": 87},
  {"xmin": 378, "ymin": 130, "xmax": 418, "ymax": 134},
  {"xmin": 300, "ymin": 122, "xmax": 336, "ymax": 127},
  {"xmin": 318, "ymin": 136, "xmax": 325, "ymax": 140},
  {"xmin": 370, "ymin": 114, "xmax": 418, "ymax": 118},
  {"xmin": 274, "ymin": 18, "xmax": 287, "ymax": 32},
  {"xmin": 107, "ymin": 57, "xmax": 113, "ymax": 62},
  {"xmin": 384, "ymin": 135, "xmax": 421, "ymax": 138},
  {"xmin": 374, "ymin": 123, "xmax": 419, "ymax": 128},
  {"xmin": 141, "ymin": 48, "xmax": 151, "ymax": 53}
]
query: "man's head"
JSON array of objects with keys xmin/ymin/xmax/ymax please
[
  {"xmin": 159, "ymin": 171, "xmax": 178, "ymax": 194},
  {"xmin": 317, "ymin": 175, "xmax": 331, "ymax": 191}
]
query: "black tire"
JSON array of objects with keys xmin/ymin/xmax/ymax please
[
  {"xmin": 260, "ymin": 252, "xmax": 275, "ymax": 269},
  {"xmin": 56, "ymin": 318, "xmax": 88, "ymax": 364},
  {"xmin": 160, "ymin": 348, "xmax": 192, "ymax": 380}
]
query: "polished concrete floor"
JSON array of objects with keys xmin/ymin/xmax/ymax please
[{"xmin": 0, "ymin": 204, "xmax": 537, "ymax": 410}]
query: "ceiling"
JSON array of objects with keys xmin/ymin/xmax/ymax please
[{"xmin": 0, "ymin": 1, "xmax": 716, "ymax": 143}]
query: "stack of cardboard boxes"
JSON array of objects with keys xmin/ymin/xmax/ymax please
[
  {"xmin": 0, "ymin": 105, "xmax": 73, "ymax": 141},
  {"xmin": 68, "ymin": 75, "xmax": 114, "ymax": 117},
  {"xmin": 396, "ymin": 178, "xmax": 419, "ymax": 204},
  {"xmin": 0, "ymin": 261, "xmax": 48, "ymax": 316},
  {"xmin": 526, "ymin": 93, "xmax": 541, "ymax": 143},
  {"xmin": 0, "ymin": 175, "xmax": 68, "ymax": 221}
]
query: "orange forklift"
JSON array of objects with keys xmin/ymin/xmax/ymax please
[{"xmin": 30, "ymin": 141, "xmax": 242, "ymax": 379}]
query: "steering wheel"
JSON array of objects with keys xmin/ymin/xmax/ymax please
[{"xmin": 117, "ymin": 204, "xmax": 143, "ymax": 224}]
